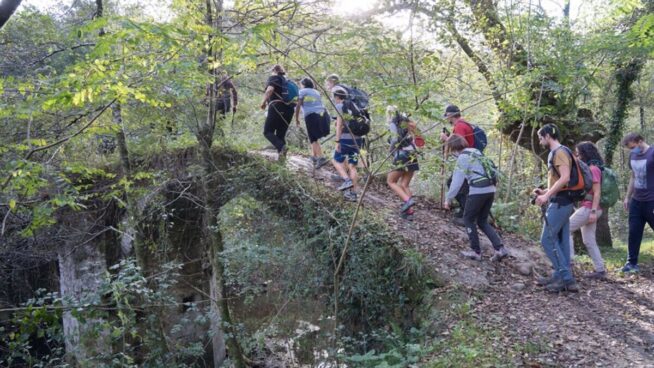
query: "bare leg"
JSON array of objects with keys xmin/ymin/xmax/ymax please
[
  {"xmin": 348, "ymin": 163, "xmax": 359, "ymax": 191},
  {"xmin": 399, "ymin": 171, "xmax": 415, "ymax": 198},
  {"xmin": 332, "ymin": 160, "xmax": 349, "ymax": 179},
  {"xmin": 387, "ymin": 170, "xmax": 410, "ymax": 201}
]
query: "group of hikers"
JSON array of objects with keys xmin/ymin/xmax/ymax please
[{"xmin": 232, "ymin": 64, "xmax": 652, "ymax": 293}]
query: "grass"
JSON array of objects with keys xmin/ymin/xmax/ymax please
[{"xmin": 573, "ymin": 235, "xmax": 654, "ymax": 271}]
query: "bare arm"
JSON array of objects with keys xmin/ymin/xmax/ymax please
[
  {"xmin": 536, "ymin": 163, "xmax": 570, "ymax": 205},
  {"xmin": 294, "ymin": 98, "xmax": 303, "ymax": 124},
  {"xmin": 260, "ymin": 86, "xmax": 274, "ymax": 109},
  {"xmin": 624, "ymin": 171, "xmax": 635, "ymax": 211}
]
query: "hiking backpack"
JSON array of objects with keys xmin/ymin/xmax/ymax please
[
  {"xmin": 461, "ymin": 150, "xmax": 499, "ymax": 187},
  {"xmin": 462, "ymin": 121, "xmax": 488, "ymax": 152},
  {"xmin": 282, "ymin": 78, "xmax": 299, "ymax": 104},
  {"xmin": 599, "ymin": 165, "xmax": 620, "ymax": 208},
  {"xmin": 342, "ymin": 100, "xmax": 371, "ymax": 136},
  {"xmin": 550, "ymin": 146, "xmax": 593, "ymax": 201}
]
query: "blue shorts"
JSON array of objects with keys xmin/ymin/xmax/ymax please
[{"xmin": 333, "ymin": 139, "xmax": 363, "ymax": 165}]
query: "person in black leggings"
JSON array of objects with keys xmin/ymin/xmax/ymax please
[{"xmin": 260, "ymin": 64, "xmax": 295, "ymax": 160}]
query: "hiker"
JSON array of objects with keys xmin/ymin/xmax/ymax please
[
  {"xmin": 260, "ymin": 64, "xmax": 295, "ymax": 160},
  {"xmin": 621, "ymin": 132, "xmax": 654, "ymax": 273},
  {"xmin": 209, "ymin": 72, "xmax": 238, "ymax": 117},
  {"xmin": 568, "ymin": 141, "xmax": 607, "ymax": 279},
  {"xmin": 332, "ymin": 90, "xmax": 363, "ymax": 202},
  {"xmin": 443, "ymin": 134, "xmax": 508, "ymax": 261},
  {"xmin": 440, "ymin": 105, "xmax": 474, "ymax": 224},
  {"xmin": 294, "ymin": 77, "xmax": 330, "ymax": 169},
  {"xmin": 325, "ymin": 74, "xmax": 347, "ymax": 100},
  {"xmin": 533, "ymin": 124, "xmax": 579, "ymax": 292},
  {"xmin": 386, "ymin": 106, "xmax": 419, "ymax": 219}
]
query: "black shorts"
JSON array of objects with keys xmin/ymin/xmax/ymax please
[
  {"xmin": 304, "ymin": 112, "xmax": 330, "ymax": 143},
  {"xmin": 393, "ymin": 150, "xmax": 419, "ymax": 172}
]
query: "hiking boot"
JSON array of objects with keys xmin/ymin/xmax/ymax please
[
  {"xmin": 278, "ymin": 146, "xmax": 288, "ymax": 162},
  {"xmin": 621, "ymin": 263, "xmax": 640, "ymax": 273},
  {"xmin": 584, "ymin": 271, "xmax": 607, "ymax": 280},
  {"xmin": 545, "ymin": 278, "xmax": 579, "ymax": 293},
  {"xmin": 490, "ymin": 247, "xmax": 509, "ymax": 262},
  {"xmin": 536, "ymin": 274, "xmax": 560, "ymax": 287},
  {"xmin": 461, "ymin": 250, "xmax": 481, "ymax": 261},
  {"xmin": 343, "ymin": 190, "xmax": 357, "ymax": 202},
  {"xmin": 400, "ymin": 197, "xmax": 415, "ymax": 213},
  {"xmin": 337, "ymin": 178, "xmax": 354, "ymax": 191},
  {"xmin": 564, "ymin": 279, "xmax": 580, "ymax": 293},
  {"xmin": 309, "ymin": 156, "xmax": 317, "ymax": 168},
  {"xmin": 315, "ymin": 157, "xmax": 329, "ymax": 169},
  {"xmin": 452, "ymin": 217, "xmax": 465, "ymax": 227}
]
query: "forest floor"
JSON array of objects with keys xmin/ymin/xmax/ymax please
[{"xmin": 259, "ymin": 150, "xmax": 654, "ymax": 368}]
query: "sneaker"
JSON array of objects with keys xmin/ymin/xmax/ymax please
[
  {"xmin": 461, "ymin": 250, "xmax": 481, "ymax": 261},
  {"xmin": 584, "ymin": 271, "xmax": 607, "ymax": 280},
  {"xmin": 278, "ymin": 146, "xmax": 288, "ymax": 162},
  {"xmin": 452, "ymin": 217, "xmax": 465, "ymax": 227},
  {"xmin": 315, "ymin": 157, "xmax": 329, "ymax": 169},
  {"xmin": 337, "ymin": 179, "xmax": 354, "ymax": 191},
  {"xmin": 343, "ymin": 190, "xmax": 357, "ymax": 202},
  {"xmin": 536, "ymin": 274, "xmax": 559, "ymax": 287},
  {"xmin": 309, "ymin": 156, "xmax": 317, "ymax": 168},
  {"xmin": 621, "ymin": 263, "xmax": 640, "ymax": 273},
  {"xmin": 400, "ymin": 197, "xmax": 415, "ymax": 213},
  {"xmin": 400, "ymin": 208, "xmax": 415, "ymax": 221},
  {"xmin": 490, "ymin": 247, "xmax": 509, "ymax": 262}
]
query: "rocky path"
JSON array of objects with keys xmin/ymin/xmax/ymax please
[{"xmin": 259, "ymin": 151, "xmax": 654, "ymax": 367}]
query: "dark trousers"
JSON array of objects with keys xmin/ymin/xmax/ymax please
[
  {"xmin": 263, "ymin": 102, "xmax": 294, "ymax": 152},
  {"xmin": 628, "ymin": 199, "xmax": 654, "ymax": 265},
  {"xmin": 463, "ymin": 192, "xmax": 503, "ymax": 254},
  {"xmin": 447, "ymin": 177, "xmax": 469, "ymax": 216}
]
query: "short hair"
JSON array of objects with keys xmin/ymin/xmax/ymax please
[
  {"xmin": 300, "ymin": 77, "xmax": 314, "ymax": 89},
  {"xmin": 333, "ymin": 90, "xmax": 347, "ymax": 101},
  {"xmin": 271, "ymin": 64, "xmax": 286, "ymax": 75},
  {"xmin": 446, "ymin": 134, "xmax": 469, "ymax": 152},
  {"xmin": 326, "ymin": 74, "xmax": 340, "ymax": 84},
  {"xmin": 621, "ymin": 132, "xmax": 644, "ymax": 147},
  {"xmin": 538, "ymin": 123, "xmax": 560, "ymax": 141}
]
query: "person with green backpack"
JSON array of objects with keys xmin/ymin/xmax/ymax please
[
  {"xmin": 443, "ymin": 134, "xmax": 508, "ymax": 262},
  {"xmin": 568, "ymin": 141, "xmax": 612, "ymax": 279}
]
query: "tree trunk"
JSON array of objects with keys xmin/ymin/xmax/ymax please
[
  {"xmin": 596, "ymin": 208, "xmax": 613, "ymax": 248},
  {"xmin": 58, "ymin": 217, "xmax": 111, "ymax": 365}
]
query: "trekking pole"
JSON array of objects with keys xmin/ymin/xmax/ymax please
[
  {"xmin": 439, "ymin": 127, "xmax": 449, "ymax": 209},
  {"xmin": 230, "ymin": 110, "xmax": 235, "ymax": 129}
]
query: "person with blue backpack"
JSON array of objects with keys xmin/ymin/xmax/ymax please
[
  {"xmin": 440, "ymin": 105, "xmax": 486, "ymax": 224},
  {"xmin": 260, "ymin": 64, "xmax": 297, "ymax": 161}
]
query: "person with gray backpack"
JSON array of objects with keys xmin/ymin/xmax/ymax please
[
  {"xmin": 443, "ymin": 134, "xmax": 508, "ymax": 262},
  {"xmin": 568, "ymin": 141, "xmax": 610, "ymax": 279}
]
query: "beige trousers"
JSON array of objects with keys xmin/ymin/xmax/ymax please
[{"xmin": 569, "ymin": 207, "xmax": 606, "ymax": 272}]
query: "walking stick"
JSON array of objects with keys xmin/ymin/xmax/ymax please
[
  {"xmin": 230, "ymin": 110, "xmax": 235, "ymax": 129},
  {"xmin": 440, "ymin": 128, "xmax": 449, "ymax": 209}
]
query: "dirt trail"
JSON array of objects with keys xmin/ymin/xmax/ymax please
[{"xmin": 259, "ymin": 151, "xmax": 654, "ymax": 367}]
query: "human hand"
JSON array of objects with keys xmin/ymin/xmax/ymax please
[
  {"xmin": 232, "ymin": 106, "xmax": 237, "ymax": 113},
  {"xmin": 535, "ymin": 193, "xmax": 549, "ymax": 206},
  {"xmin": 260, "ymin": 102, "xmax": 266, "ymax": 110},
  {"xmin": 440, "ymin": 132, "xmax": 448, "ymax": 142},
  {"xmin": 623, "ymin": 197, "xmax": 630, "ymax": 212},
  {"xmin": 336, "ymin": 143, "xmax": 341, "ymax": 153},
  {"xmin": 533, "ymin": 188, "xmax": 545, "ymax": 196},
  {"xmin": 443, "ymin": 201, "xmax": 451, "ymax": 210},
  {"xmin": 588, "ymin": 212, "xmax": 598, "ymax": 223}
]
